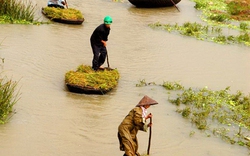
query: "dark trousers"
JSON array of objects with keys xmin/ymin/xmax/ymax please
[
  {"xmin": 48, "ymin": 4, "xmax": 64, "ymax": 9},
  {"xmin": 91, "ymin": 43, "xmax": 107, "ymax": 70}
]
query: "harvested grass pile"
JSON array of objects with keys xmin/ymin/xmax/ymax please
[
  {"xmin": 43, "ymin": 7, "xmax": 83, "ymax": 20},
  {"xmin": 65, "ymin": 65, "xmax": 119, "ymax": 93}
]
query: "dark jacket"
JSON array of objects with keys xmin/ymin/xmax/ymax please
[{"xmin": 90, "ymin": 24, "xmax": 110, "ymax": 46}]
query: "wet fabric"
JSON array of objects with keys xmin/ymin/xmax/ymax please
[{"xmin": 118, "ymin": 107, "xmax": 148, "ymax": 156}]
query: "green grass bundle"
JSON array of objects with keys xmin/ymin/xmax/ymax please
[
  {"xmin": 65, "ymin": 65, "xmax": 119, "ymax": 91},
  {"xmin": 43, "ymin": 7, "xmax": 84, "ymax": 20}
]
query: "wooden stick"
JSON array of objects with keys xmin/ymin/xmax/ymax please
[
  {"xmin": 147, "ymin": 114, "xmax": 152, "ymax": 155},
  {"xmin": 65, "ymin": 0, "xmax": 68, "ymax": 9},
  {"xmin": 170, "ymin": 0, "xmax": 180, "ymax": 12},
  {"xmin": 107, "ymin": 51, "xmax": 110, "ymax": 68}
]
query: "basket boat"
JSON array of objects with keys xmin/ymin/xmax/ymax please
[
  {"xmin": 65, "ymin": 65, "xmax": 119, "ymax": 95},
  {"xmin": 128, "ymin": 0, "xmax": 181, "ymax": 8},
  {"xmin": 41, "ymin": 7, "xmax": 84, "ymax": 25},
  {"xmin": 66, "ymin": 83, "xmax": 113, "ymax": 95}
]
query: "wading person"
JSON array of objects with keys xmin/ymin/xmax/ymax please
[
  {"xmin": 118, "ymin": 95, "xmax": 158, "ymax": 156},
  {"xmin": 47, "ymin": 0, "xmax": 66, "ymax": 9},
  {"xmin": 90, "ymin": 16, "xmax": 112, "ymax": 71}
]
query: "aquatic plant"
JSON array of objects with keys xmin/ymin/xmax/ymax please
[
  {"xmin": 0, "ymin": 76, "xmax": 20, "ymax": 124},
  {"xmin": 136, "ymin": 79, "xmax": 157, "ymax": 87},
  {"xmin": 149, "ymin": 22, "xmax": 250, "ymax": 46},
  {"xmin": 0, "ymin": 0, "xmax": 36, "ymax": 24},
  {"xmin": 136, "ymin": 80, "xmax": 250, "ymax": 150},
  {"xmin": 162, "ymin": 81, "xmax": 184, "ymax": 90},
  {"xmin": 193, "ymin": 0, "xmax": 250, "ymax": 22},
  {"xmin": 149, "ymin": 0, "xmax": 250, "ymax": 46},
  {"xmin": 43, "ymin": 7, "xmax": 84, "ymax": 20},
  {"xmin": 168, "ymin": 86, "xmax": 250, "ymax": 149},
  {"xmin": 65, "ymin": 65, "xmax": 119, "ymax": 91}
]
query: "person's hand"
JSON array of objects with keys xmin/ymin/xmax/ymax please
[
  {"xmin": 146, "ymin": 113, "xmax": 152, "ymax": 120},
  {"xmin": 101, "ymin": 40, "xmax": 107, "ymax": 47},
  {"xmin": 147, "ymin": 123, "xmax": 152, "ymax": 127}
]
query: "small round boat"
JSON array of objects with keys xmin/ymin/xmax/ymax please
[
  {"xmin": 128, "ymin": 0, "xmax": 181, "ymax": 8},
  {"xmin": 41, "ymin": 7, "xmax": 84, "ymax": 25},
  {"xmin": 65, "ymin": 65, "xmax": 119, "ymax": 95}
]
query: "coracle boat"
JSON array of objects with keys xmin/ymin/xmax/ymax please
[
  {"xmin": 65, "ymin": 65, "xmax": 120, "ymax": 95},
  {"xmin": 42, "ymin": 7, "xmax": 84, "ymax": 25},
  {"xmin": 128, "ymin": 0, "xmax": 181, "ymax": 8}
]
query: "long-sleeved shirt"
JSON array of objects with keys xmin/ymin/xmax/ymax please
[{"xmin": 90, "ymin": 24, "xmax": 110, "ymax": 46}]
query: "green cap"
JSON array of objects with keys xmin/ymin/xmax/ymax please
[{"xmin": 104, "ymin": 16, "xmax": 112, "ymax": 24}]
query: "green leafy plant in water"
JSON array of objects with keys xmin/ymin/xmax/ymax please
[
  {"xmin": 134, "ymin": 79, "xmax": 250, "ymax": 149},
  {"xmin": 239, "ymin": 22, "xmax": 249, "ymax": 31},
  {"xmin": 162, "ymin": 81, "xmax": 184, "ymax": 90},
  {"xmin": 149, "ymin": 0, "xmax": 250, "ymax": 47},
  {"xmin": 136, "ymin": 79, "xmax": 156, "ymax": 87},
  {"xmin": 168, "ymin": 85, "xmax": 250, "ymax": 149},
  {"xmin": 0, "ymin": 76, "xmax": 20, "ymax": 124}
]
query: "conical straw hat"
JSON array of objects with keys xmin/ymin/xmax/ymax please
[{"xmin": 136, "ymin": 95, "xmax": 158, "ymax": 107}]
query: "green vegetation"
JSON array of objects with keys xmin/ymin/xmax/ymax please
[
  {"xmin": 43, "ymin": 7, "xmax": 84, "ymax": 20},
  {"xmin": 0, "ymin": 0, "xmax": 37, "ymax": 24},
  {"xmin": 149, "ymin": 22, "xmax": 250, "ymax": 46},
  {"xmin": 0, "ymin": 39, "xmax": 19, "ymax": 124},
  {"xmin": 149, "ymin": 0, "xmax": 250, "ymax": 46},
  {"xmin": 136, "ymin": 80, "xmax": 250, "ymax": 150},
  {"xmin": 0, "ymin": 76, "xmax": 20, "ymax": 124},
  {"xmin": 65, "ymin": 65, "xmax": 119, "ymax": 91}
]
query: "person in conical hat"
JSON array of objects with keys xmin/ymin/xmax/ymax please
[{"xmin": 118, "ymin": 95, "xmax": 158, "ymax": 156}]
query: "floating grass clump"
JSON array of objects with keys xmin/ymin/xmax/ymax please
[
  {"xmin": 65, "ymin": 65, "xmax": 119, "ymax": 94},
  {"xmin": 43, "ymin": 7, "xmax": 84, "ymax": 20},
  {"xmin": 0, "ymin": 76, "xmax": 20, "ymax": 124},
  {"xmin": 149, "ymin": 22, "xmax": 250, "ymax": 46},
  {"xmin": 149, "ymin": 0, "xmax": 250, "ymax": 47},
  {"xmin": 0, "ymin": 0, "xmax": 36, "ymax": 24},
  {"xmin": 136, "ymin": 80, "xmax": 250, "ymax": 150},
  {"xmin": 168, "ymin": 86, "xmax": 250, "ymax": 149}
]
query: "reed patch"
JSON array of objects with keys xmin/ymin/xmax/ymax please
[{"xmin": 0, "ymin": 0, "xmax": 36, "ymax": 24}]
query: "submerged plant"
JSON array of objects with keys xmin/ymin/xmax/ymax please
[{"xmin": 136, "ymin": 79, "xmax": 156, "ymax": 87}]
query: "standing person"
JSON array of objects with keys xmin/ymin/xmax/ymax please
[
  {"xmin": 47, "ymin": 0, "xmax": 66, "ymax": 9},
  {"xmin": 118, "ymin": 95, "xmax": 158, "ymax": 156},
  {"xmin": 90, "ymin": 16, "xmax": 112, "ymax": 71}
]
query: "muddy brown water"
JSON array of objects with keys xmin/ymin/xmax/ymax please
[{"xmin": 0, "ymin": 0, "xmax": 249, "ymax": 155}]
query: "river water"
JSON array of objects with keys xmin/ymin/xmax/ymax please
[{"xmin": 0, "ymin": 0, "xmax": 249, "ymax": 155}]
